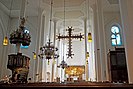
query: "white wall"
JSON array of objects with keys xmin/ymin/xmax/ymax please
[
  {"xmin": 103, "ymin": 11, "xmax": 125, "ymax": 81},
  {"xmin": 0, "ymin": 8, "xmax": 11, "ymax": 79},
  {"xmin": 104, "ymin": 12, "xmax": 124, "ymax": 52},
  {"xmin": 67, "ymin": 40, "xmax": 85, "ymax": 65}
]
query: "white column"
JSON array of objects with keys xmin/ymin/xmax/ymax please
[
  {"xmin": 38, "ymin": 15, "xmax": 46, "ymax": 82},
  {"xmin": 34, "ymin": 6, "xmax": 43, "ymax": 82},
  {"xmin": 83, "ymin": 17, "xmax": 88, "ymax": 81},
  {"xmin": 119, "ymin": 0, "xmax": 133, "ymax": 84},
  {"xmin": 51, "ymin": 19, "xmax": 57, "ymax": 82},
  {"xmin": 53, "ymin": 19, "xmax": 58, "ymax": 45},
  {"xmin": 58, "ymin": 41, "xmax": 62, "ymax": 82},
  {"xmin": 92, "ymin": 4, "xmax": 101, "ymax": 82},
  {"xmin": 60, "ymin": 68, "xmax": 65, "ymax": 82},
  {"xmin": 55, "ymin": 27, "xmax": 60, "ymax": 81},
  {"xmin": 41, "ymin": 16, "xmax": 46, "ymax": 82},
  {"xmin": 96, "ymin": 0, "xmax": 108, "ymax": 81}
]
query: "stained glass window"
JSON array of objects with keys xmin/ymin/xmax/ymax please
[{"xmin": 111, "ymin": 25, "xmax": 122, "ymax": 46}]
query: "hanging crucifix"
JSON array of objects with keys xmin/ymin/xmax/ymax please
[{"xmin": 57, "ymin": 27, "xmax": 84, "ymax": 58}]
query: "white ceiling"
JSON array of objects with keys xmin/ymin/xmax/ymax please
[
  {"xmin": 0, "ymin": 0, "xmax": 22, "ymax": 10},
  {"xmin": 43, "ymin": 0, "xmax": 85, "ymax": 8},
  {"xmin": 0, "ymin": 0, "xmax": 120, "ymax": 33},
  {"xmin": 103, "ymin": 0, "xmax": 119, "ymax": 12},
  {"xmin": 0, "ymin": 0, "xmax": 120, "ymax": 16}
]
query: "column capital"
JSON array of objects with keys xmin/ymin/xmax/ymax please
[
  {"xmin": 80, "ymin": 17, "xmax": 87, "ymax": 22},
  {"xmin": 91, "ymin": 3, "xmax": 97, "ymax": 11},
  {"xmin": 52, "ymin": 18, "xmax": 59, "ymax": 23}
]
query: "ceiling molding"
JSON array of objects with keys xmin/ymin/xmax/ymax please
[
  {"xmin": 0, "ymin": 1, "xmax": 9, "ymax": 16},
  {"xmin": 107, "ymin": 0, "xmax": 119, "ymax": 5}
]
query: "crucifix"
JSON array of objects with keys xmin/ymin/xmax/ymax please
[{"xmin": 57, "ymin": 27, "xmax": 84, "ymax": 58}]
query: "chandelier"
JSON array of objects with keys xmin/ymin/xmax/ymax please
[
  {"xmin": 38, "ymin": 39, "xmax": 59, "ymax": 64},
  {"xmin": 57, "ymin": 58, "xmax": 68, "ymax": 69},
  {"xmin": 38, "ymin": 0, "xmax": 59, "ymax": 64}
]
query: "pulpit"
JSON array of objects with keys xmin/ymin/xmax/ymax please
[
  {"xmin": 7, "ymin": 53, "xmax": 30, "ymax": 69},
  {"xmin": 7, "ymin": 18, "xmax": 31, "ymax": 83},
  {"xmin": 7, "ymin": 53, "xmax": 30, "ymax": 83}
]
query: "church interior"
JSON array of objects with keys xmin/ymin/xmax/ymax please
[{"xmin": 0, "ymin": 0, "xmax": 133, "ymax": 88}]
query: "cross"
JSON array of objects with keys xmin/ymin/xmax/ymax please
[{"xmin": 57, "ymin": 27, "xmax": 84, "ymax": 58}]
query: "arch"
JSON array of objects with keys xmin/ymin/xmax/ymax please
[
  {"xmin": 0, "ymin": 18, "xmax": 5, "ymax": 37},
  {"xmin": 0, "ymin": 18, "xmax": 5, "ymax": 78}
]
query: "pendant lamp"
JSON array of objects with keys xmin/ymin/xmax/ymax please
[
  {"xmin": 88, "ymin": 33, "xmax": 92, "ymax": 42},
  {"xmin": 3, "ymin": 36, "xmax": 8, "ymax": 46}
]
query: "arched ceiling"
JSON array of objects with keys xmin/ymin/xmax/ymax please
[
  {"xmin": 43, "ymin": 0, "xmax": 85, "ymax": 8},
  {"xmin": 0, "ymin": 0, "xmax": 120, "ymax": 17},
  {"xmin": 54, "ymin": 10, "xmax": 84, "ymax": 19},
  {"xmin": 0, "ymin": 0, "xmax": 120, "ymax": 33}
]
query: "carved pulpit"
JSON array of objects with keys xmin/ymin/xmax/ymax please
[{"xmin": 7, "ymin": 18, "xmax": 31, "ymax": 83}]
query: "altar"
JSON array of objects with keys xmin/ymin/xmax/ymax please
[{"xmin": 65, "ymin": 65, "xmax": 85, "ymax": 82}]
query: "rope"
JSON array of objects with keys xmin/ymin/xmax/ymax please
[{"xmin": 49, "ymin": 0, "xmax": 53, "ymax": 40}]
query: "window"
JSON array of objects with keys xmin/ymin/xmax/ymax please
[{"xmin": 111, "ymin": 25, "xmax": 122, "ymax": 46}]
